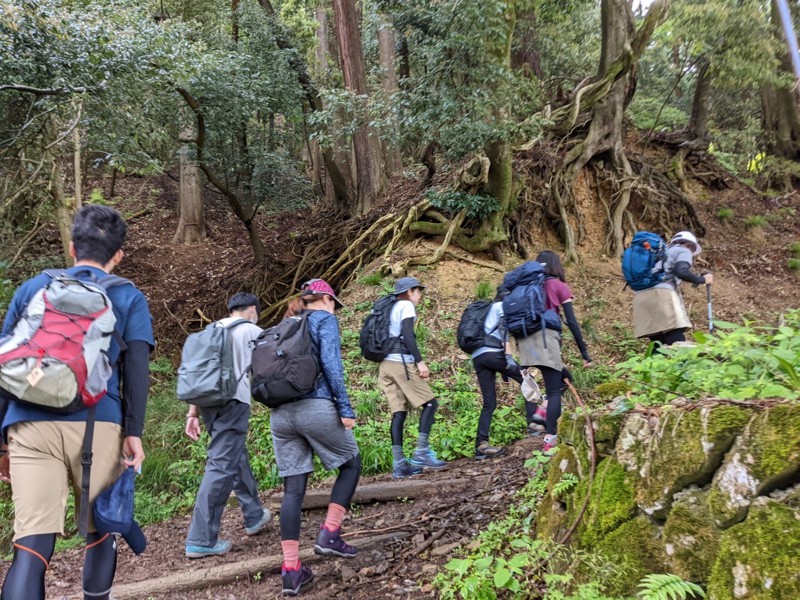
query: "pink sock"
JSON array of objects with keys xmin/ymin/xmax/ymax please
[
  {"xmin": 281, "ymin": 540, "xmax": 300, "ymax": 569},
  {"xmin": 323, "ymin": 503, "xmax": 347, "ymax": 531}
]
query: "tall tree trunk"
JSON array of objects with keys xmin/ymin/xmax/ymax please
[
  {"xmin": 332, "ymin": 0, "xmax": 385, "ymax": 215},
  {"xmin": 689, "ymin": 57, "xmax": 712, "ymax": 140},
  {"xmin": 378, "ymin": 20, "xmax": 402, "ymax": 174},
  {"xmin": 172, "ymin": 127, "xmax": 207, "ymax": 244},
  {"xmin": 73, "ymin": 124, "xmax": 82, "ymax": 209},
  {"xmin": 51, "ymin": 159, "xmax": 73, "ymax": 266},
  {"xmin": 761, "ymin": 0, "xmax": 800, "ymax": 188}
]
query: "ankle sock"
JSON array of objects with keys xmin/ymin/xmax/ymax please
[
  {"xmin": 323, "ymin": 503, "xmax": 346, "ymax": 531},
  {"xmin": 391, "ymin": 445, "xmax": 405, "ymax": 465},
  {"xmin": 415, "ymin": 432, "xmax": 430, "ymax": 454},
  {"xmin": 281, "ymin": 540, "xmax": 300, "ymax": 569}
]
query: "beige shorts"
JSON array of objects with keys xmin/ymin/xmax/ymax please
[
  {"xmin": 379, "ymin": 360, "xmax": 435, "ymax": 414},
  {"xmin": 8, "ymin": 421, "xmax": 125, "ymax": 540}
]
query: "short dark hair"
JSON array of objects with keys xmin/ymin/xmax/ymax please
[
  {"xmin": 71, "ymin": 205, "xmax": 128, "ymax": 264},
  {"xmin": 227, "ymin": 292, "xmax": 260, "ymax": 314},
  {"xmin": 535, "ymin": 250, "xmax": 566, "ymax": 282}
]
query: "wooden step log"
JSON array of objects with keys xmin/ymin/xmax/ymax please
[
  {"xmin": 111, "ymin": 530, "xmax": 411, "ymax": 599},
  {"xmin": 267, "ymin": 476, "xmax": 487, "ymax": 510}
]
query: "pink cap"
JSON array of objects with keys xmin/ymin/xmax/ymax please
[{"xmin": 302, "ymin": 279, "xmax": 344, "ymax": 309}]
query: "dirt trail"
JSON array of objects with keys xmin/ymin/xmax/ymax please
[{"xmin": 37, "ymin": 436, "xmax": 543, "ymax": 600}]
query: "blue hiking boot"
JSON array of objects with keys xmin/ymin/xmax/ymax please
[
  {"xmin": 410, "ymin": 449, "xmax": 447, "ymax": 470},
  {"xmin": 185, "ymin": 539, "xmax": 231, "ymax": 559},
  {"xmin": 392, "ymin": 460, "xmax": 423, "ymax": 479},
  {"xmin": 314, "ymin": 525, "xmax": 358, "ymax": 558},
  {"xmin": 282, "ymin": 562, "xmax": 314, "ymax": 596},
  {"xmin": 245, "ymin": 507, "xmax": 273, "ymax": 536}
]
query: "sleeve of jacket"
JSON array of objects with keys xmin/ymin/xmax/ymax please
[
  {"xmin": 562, "ymin": 302, "xmax": 591, "ymax": 362},
  {"xmin": 400, "ymin": 318, "xmax": 423, "ymax": 363},
  {"xmin": 672, "ymin": 261, "xmax": 706, "ymax": 285},
  {"xmin": 317, "ymin": 314, "xmax": 356, "ymax": 419}
]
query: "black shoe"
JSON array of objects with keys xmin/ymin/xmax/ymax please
[{"xmin": 282, "ymin": 562, "xmax": 314, "ymax": 596}]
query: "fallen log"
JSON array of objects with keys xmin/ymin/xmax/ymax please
[
  {"xmin": 267, "ymin": 476, "xmax": 487, "ymax": 510},
  {"xmin": 111, "ymin": 531, "xmax": 411, "ymax": 599}
]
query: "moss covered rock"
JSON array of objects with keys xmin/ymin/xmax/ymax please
[
  {"xmin": 663, "ymin": 488, "xmax": 720, "ymax": 584},
  {"xmin": 707, "ymin": 500, "xmax": 800, "ymax": 599},
  {"xmin": 595, "ymin": 517, "xmax": 667, "ymax": 597},
  {"xmin": 575, "ymin": 458, "xmax": 637, "ymax": 547},
  {"xmin": 536, "ymin": 444, "xmax": 581, "ymax": 542},
  {"xmin": 708, "ymin": 404, "xmax": 800, "ymax": 528},
  {"xmin": 616, "ymin": 405, "xmax": 750, "ymax": 519}
]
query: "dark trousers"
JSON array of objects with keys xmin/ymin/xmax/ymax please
[
  {"xmin": 649, "ymin": 328, "xmax": 686, "ymax": 348},
  {"xmin": 186, "ymin": 400, "xmax": 263, "ymax": 547},
  {"xmin": 473, "ymin": 351, "xmax": 522, "ymax": 447}
]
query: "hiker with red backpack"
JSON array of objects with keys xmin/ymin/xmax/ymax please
[
  {"xmin": 181, "ymin": 292, "xmax": 273, "ymax": 559},
  {"xmin": 630, "ymin": 231, "xmax": 713, "ymax": 347},
  {"xmin": 458, "ymin": 285, "xmax": 523, "ymax": 460},
  {"xmin": 271, "ymin": 280, "xmax": 361, "ymax": 597},
  {"xmin": 0, "ymin": 205, "xmax": 154, "ymax": 600},
  {"xmin": 505, "ymin": 251, "xmax": 592, "ymax": 454}
]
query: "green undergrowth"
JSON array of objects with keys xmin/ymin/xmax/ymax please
[{"xmin": 613, "ymin": 310, "xmax": 800, "ymax": 405}]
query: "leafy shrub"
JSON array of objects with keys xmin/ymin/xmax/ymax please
[
  {"xmin": 789, "ymin": 241, "xmax": 800, "ymax": 258},
  {"xmin": 789, "ymin": 258, "xmax": 800, "ymax": 271},
  {"xmin": 358, "ymin": 272, "xmax": 384, "ymax": 286},
  {"xmin": 627, "ymin": 96, "xmax": 688, "ymax": 132},
  {"xmin": 427, "ymin": 189, "xmax": 500, "ymax": 220},
  {"xmin": 616, "ymin": 311, "xmax": 800, "ymax": 404}
]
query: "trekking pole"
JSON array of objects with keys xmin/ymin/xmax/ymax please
[{"xmin": 706, "ymin": 284, "xmax": 714, "ymax": 333}]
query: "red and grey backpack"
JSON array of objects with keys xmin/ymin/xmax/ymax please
[{"xmin": 0, "ymin": 268, "xmax": 129, "ymax": 413}]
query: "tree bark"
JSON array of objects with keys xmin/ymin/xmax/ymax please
[
  {"xmin": 332, "ymin": 0, "xmax": 385, "ymax": 215},
  {"xmin": 51, "ymin": 160, "xmax": 73, "ymax": 267},
  {"xmin": 73, "ymin": 123, "xmax": 82, "ymax": 209},
  {"xmin": 378, "ymin": 20, "xmax": 402, "ymax": 174},
  {"xmin": 689, "ymin": 57, "xmax": 712, "ymax": 141},
  {"xmin": 172, "ymin": 126, "xmax": 207, "ymax": 245},
  {"xmin": 761, "ymin": 0, "xmax": 800, "ymax": 183}
]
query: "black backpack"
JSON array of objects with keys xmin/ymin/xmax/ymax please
[
  {"xmin": 457, "ymin": 300, "xmax": 503, "ymax": 354},
  {"xmin": 359, "ymin": 295, "xmax": 400, "ymax": 362},
  {"xmin": 250, "ymin": 312, "xmax": 320, "ymax": 408}
]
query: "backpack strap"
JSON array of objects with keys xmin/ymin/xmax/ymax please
[{"xmin": 78, "ymin": 405, "xmax": 96, "ymax": 539}]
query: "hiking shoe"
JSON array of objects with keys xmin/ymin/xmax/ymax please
[
  {"xmin": 392, "ymin": 460, "xmax": 423, "ymax": 479},
  {"xmin": 185, "ymin": 539, "xmax": 231, "ymax": 559},
  {"xmin": 527, "ymin": 422, "xmax": 545, "ymax": 437},
  {"xmin": 542, "ymin": 435, "xmax": 558, "ymax": 455},
  {"xmin": 245, "ymin": 507, "xmax": 273, "ymax": 536},
  {"xmin": 314, "ymin": 525, "xmax": 358, "ymax": 558},
  {"xmin": 282, "ymin": 562, "xmax": 314, "ymax": 596},
  {"xmin": 475, "ymin": 442, "xmax": 507, "ymax": 460},
  {"xmin": 410, "ymin": 450, "xmax": 447, "ymax": 470}
]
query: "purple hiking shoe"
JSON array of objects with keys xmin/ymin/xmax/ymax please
[{"xmin": 313, "ymin": 525, "xmax": 358, "ymax": 558}]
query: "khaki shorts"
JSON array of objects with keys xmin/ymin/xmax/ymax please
[
  {"xmin": 8, "ymin": 421, "xmax": 125, "ymax": 540},
  {"xmin": 379, "ymin": 360, "xmax": 435, "ymax": 414}
]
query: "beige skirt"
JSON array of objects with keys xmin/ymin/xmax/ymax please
[
  {"xmin": 633, "ymin": 287, "xmax": 692, "ymax": 338},
  {"xmin": 517, "ymin": 328, "xmax": 563, "ymax": 371}
]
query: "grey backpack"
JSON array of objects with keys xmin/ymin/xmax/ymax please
[{"xmin": 176, "ymin": 319, "xmax": 250, "ymax": 407}]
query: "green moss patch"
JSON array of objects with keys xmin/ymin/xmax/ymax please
[
  {"xmin": 576, "ymin": 458, "xmax": 637, "ymax": 547},
  {"xmin": 663, "ymin": 488, "xmax": 721, "ymax": 584},
  {"xmin": 708, "ymin": 500, "xmax": 800, "ymax": 599},
  {"xmin": 595, "ymin": 517, "xmax": 667, "ymax": 597}
]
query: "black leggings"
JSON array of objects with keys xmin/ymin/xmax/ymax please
[
  {"xmin": 539, "ymin": 366, "xmax": 564, "ymax": 436},
  {"xmin": 390, "ymin": 399, "xmax": 438, "ymax": 446},
  {"xmin": 280, "ymin": 454, "xmax": 361, "ymax": 540},
  {"xmin": 649, "ymin": 328, "xmax": 686, "ymax": 348},
  {"xmin": 2, "ymin": 532, "xmax": 116, "ymax": 600},
  {"xmin": 473, "ymin": 351, "xmax": 522, "ymax": 446}
]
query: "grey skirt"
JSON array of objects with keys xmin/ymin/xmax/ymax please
[{"xmin": 517, "ymin": 328, "xmax": 563, "ymax": 371}]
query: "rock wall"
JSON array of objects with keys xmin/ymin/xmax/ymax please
[{"xmin": 536, "ymin": 400, "xmax": 800, "ymax": 598}]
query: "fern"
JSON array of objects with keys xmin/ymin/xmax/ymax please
[
  {"xmin": 637, "ymin": 574, "xmax": 705, "ymax": 600},
  {"xmin": 553, "ymin": 473, "xmax": 579, "ymax": 498}
]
